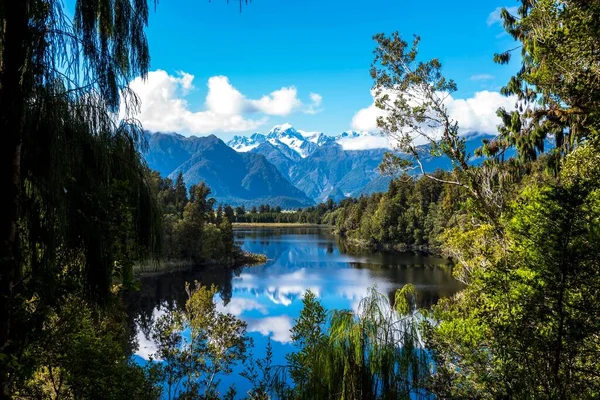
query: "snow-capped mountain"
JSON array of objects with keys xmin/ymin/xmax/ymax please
[
  {"xmin": 145, "ymin": 127, "xmax": 500, "ymax": 206},
  {"xmin": 227, "ymin": 124, "xmax": 324, "ymax": 158},
  {"xmin": 227, "ymin": 132, "xmax": 267, "ymax": 152},
  {"xmin": 305, "ymin": 132, "xmax": 334, "ymax": 146},
  {"xmin": 265, "ymin": 124, "xmax": 318, "ymax": 158},
  {"xmin": 335, "ymin": 130, "xmax": 369, "ymax": 140},
  {"xmin": 226, "ymin": 125, "xmax": 382, "ymax": 157}
]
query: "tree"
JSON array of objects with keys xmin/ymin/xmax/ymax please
[
  {"xmin": 174, "ymin": 172, "xmax": 188, "ymax": 215},
  {"xmin": 371, "ymin": 32, "xmax": 514, "ymax": 224},
  {"xmin": 427, "ymin": 142, "xmax": 600, "ymax": 397},
  {"xmin": 234, "ymin": 206, "xmax": 246, "ymax": 219},
  {"xmin": 283, "ymin": 286, "xmax": 430, "ymax": 400},
  {"xmin": 223, "ymin": 205, "xmax": 235, "ymax": 222},
  {"xmin": 16, "ymin": 296, "xmax": 161, "ymax": 399},
  {"xmin": 0, "ymin": 0, "xmax": 251, "ymax": 395},
  {"xmin": 488, "ymin": 0, "xmax": 600, "ymax": 168}
]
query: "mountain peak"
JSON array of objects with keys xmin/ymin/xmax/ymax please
[{"xmin": 269, "ymin": 123, "xmax": 295, "ymax": 134}]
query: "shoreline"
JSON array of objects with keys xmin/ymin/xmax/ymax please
[
  {"xmin": 233, "ymin": 222, "xmax": 327, "ymax": 228},
  {"xmin": 340, "ymin": 235, "xmax": 444, "ymax": 257},
  {"xmin": 133, "ymin": 251, "xmax": 267, "ymax": 277}
]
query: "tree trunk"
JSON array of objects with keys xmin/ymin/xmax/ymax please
[{"xmin": 0, "ymin": 0, "xmax": 29, "ymax": 396}]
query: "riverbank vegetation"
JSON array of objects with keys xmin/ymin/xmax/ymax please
[
  {"xmin": 146, "ymin": 1, "xmax": 600, "ymax": 397},
  {"xmin": 142, "ymin": 171, "xmax": 265, "ymax": 274}
]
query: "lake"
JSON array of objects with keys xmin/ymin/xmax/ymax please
[{"xmin": 125, "ymin": 226, "xmax": 464, "ymax": 396}]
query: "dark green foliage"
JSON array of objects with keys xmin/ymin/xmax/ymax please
[
  {"xmin": 147, "ymin": 172, "xmax": 238, "ymax": 264},
  {"xmin": 0, "ymin": 0, "xmax": 161, "ymax": 392},
  {"xmin": 234, "ymin": 200, "xmax": 336, "ymax": 224},
  {"xmin": 326, "ymin": 172, "xmax": 465, "ymax": 251},
  {"xmin": 13, "ymin": 296, "xmax": 161, "ymax": 399},
  {"xmin": 427, "ymin": 144, "xmax": 600, "ymax": 397},
  {"xmin": 489, "ymin": 0, "xmax": 600, "ymax": 167}
]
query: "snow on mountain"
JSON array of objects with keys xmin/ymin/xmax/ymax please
[
  {"xmin": 227, "ymin": 125, "xmax": 387, "ymax": 156},
  {"xmin": 226, "ymin": 133, "xmax": 266, "ymax": 152},
  {"xmin": 336, "ymin": 131, "xmax": 391, "ymax": 150},
  {"xmin": 306, "ymin": 132, "xmax": 334, "ymax": 146},
  {"xmin": 265, "ymin": 125, "xmax": 317, "ymax": 158},
  {"xmin": 335, "ymin": 130, "xmax": 369, "ymax": 140}
]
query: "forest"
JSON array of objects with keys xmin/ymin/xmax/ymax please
[
  {"xmin": 233, "ymin": 169, "xmax": 466, "ymax": 253},
  {"xmin": 1, "ymin": 0, "xmax": 600, "ymax": 399}
]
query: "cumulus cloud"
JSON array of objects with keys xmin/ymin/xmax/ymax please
[
  {"xmin": 349, "ymin": 89, "xmax": 517, "ymax": 149},
  {"xmin": 247, "ymin": 87, "xmax": 302, "ymax": 116},
  {"xmin": 216, "ymin": 297, "xmax": 268, "ymax": 316},
  {"xmin": 487, "ymin": 5, "xmax": 519, "ymax": 26},
  {"xmin": 134, "ymin": 306, "xmax": 168, "ymax": 361},
  {"xmin": 351, "ymin": 99, "xmax": 386, "ymax": 133},
  {"xmin": 126, "ymin": 70, "xmax": 319, "ymax": 135},
  {"xmin": 446, "ymin": 90, "xmax": 516, "ymax": 134}
]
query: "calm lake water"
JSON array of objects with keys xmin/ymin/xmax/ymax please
[{"xmin": 125, "ymin": 226, "xmax": 464, "ymax": 396}]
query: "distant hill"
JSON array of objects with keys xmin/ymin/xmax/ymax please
[
  {"xmin": 144, "ymin": 126, "xmax": 508, "ymax": 208},
  {"xmin": 228, "ymin": 125, "xmax": 393, "ymax": 202},
  {"xmin": 143, "ymin": 132, "xmax": 314, "ymax": 208},
  {"xmin": 228, "ymin": 125, "xmax": 500, "ymax": 203}
]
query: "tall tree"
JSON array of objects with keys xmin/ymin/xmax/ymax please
[
  {"xmin": 371, "ymin": 32, "xmax": 512, "ymax": 225},
  {"xmin": 428, "ymin": 142, "xmax": 600, "ymax": 397}
]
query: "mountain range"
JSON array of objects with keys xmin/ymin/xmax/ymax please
[{"xmin": 143, "ymin": 125, "xmax": 498, "ymax": 208}]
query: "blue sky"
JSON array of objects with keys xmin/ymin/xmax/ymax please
[{"xmin": 103, "ymin": 0, "xmax": 521, "ymax": 140}]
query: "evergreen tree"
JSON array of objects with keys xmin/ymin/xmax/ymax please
[{"xmin": 174, "ymin": 171, "xmax": 188, "ymax": 215}]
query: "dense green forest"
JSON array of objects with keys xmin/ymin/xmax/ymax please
[
  {"xmin": 1, "ymin": 0, "xmax": 600, "ymax": 399},
  {"xmin": 231, "ymin": 170, "xmax": 464, "ymax": 252}
]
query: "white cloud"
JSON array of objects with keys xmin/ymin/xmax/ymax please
[
  {"xmin": 126, "ymin": 70, "xmax": 319, "ymax": 135},
  {"xmin": 351, "ymin": 98, "xmax": 386, "ymax": 132},
  {"xmin": 247, "ymin": 86, "xmax": 302, "ymax": 116},
  {"xmin": 310, "ymin": 92, "xmax": 322, "ymax": 106},
  {"xmin": 337, "ymin": 135, "xmax": 391, "ymax": 151},
  {"xmin": 304, "ymin": 92, "xmax": 324, "ymax": 115},
  {"xmin": 134, "ymin": 306, "xmax": 168, "ymax": 361},
  {"xmin": 205, "ymin": 76, "xmax": 246, "ymax": 116},
  {"xmin": 446, "ymin": 90, "xmax": 516, "ymax": 134},
  {"xmin": 470, "ymin": 74, "xmax": 495, "ymax": 81},
  {"xmin": 349, "ymin": 89, "xmax": 517, "ymax": 149},
  {"xmin": 487, "ymin": 6, "xmax": 519, "ymax": 26}
]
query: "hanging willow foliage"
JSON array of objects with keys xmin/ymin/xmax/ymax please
[
  {"xmin": 0, "ymin": 0, "xmax": 161, "ymax": 392},
  {"xmin": 279, "ymin": 286, "xmax": 431, "ymax": 400}
]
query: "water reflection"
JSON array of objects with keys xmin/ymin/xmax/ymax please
[{"xmin": 125, "ymin": 227, "xmax": 464, "ymax": 393}]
